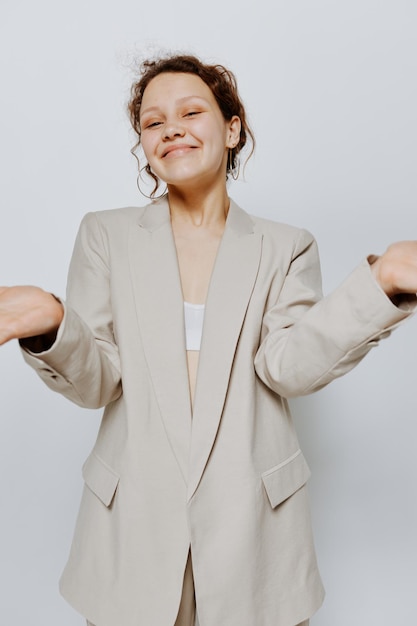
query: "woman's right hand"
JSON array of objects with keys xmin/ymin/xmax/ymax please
[{"xmin": 0, "ymin": 286, "xmax": 64, "ymax": 349}]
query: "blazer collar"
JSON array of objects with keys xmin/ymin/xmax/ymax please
[
  {"xmin": 137, "ymin": 194, "xmax": 255, "ymax": 237},
  {"xmin": 129, "ymin": 199, "xmax": 191, "ymax": 484},
  {"xmin": 130, "ymin": 195, "xmax": 262, "ymax": 496},
  {"xmin": 187, "ymin": 202, "xmax": 262, "ymax": 500},
  {"xmin": 137, "ymin": 196, "xmax": 171, "ymax": 232}
]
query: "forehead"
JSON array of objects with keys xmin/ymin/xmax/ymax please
[{"xmin": 141, "ymin": 72, "xmax": 216, "ymax": 110}]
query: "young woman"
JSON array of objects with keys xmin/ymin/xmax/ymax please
[{"xmin": 0, "ymin": 55, "xmax": 416, "ymax": 626}]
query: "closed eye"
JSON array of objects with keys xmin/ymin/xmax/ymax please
[{"xmin": 184, "ymin": 111, "xmax": 201, "ymax": 118}]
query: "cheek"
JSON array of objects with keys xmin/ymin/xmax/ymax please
[
  {"xmin": 140, "ymin": 137, "xmax": 152, "ymax": 162},
  {"xmin": 140, "ymin": 130, "xmax": 160, "ymax": 160}
]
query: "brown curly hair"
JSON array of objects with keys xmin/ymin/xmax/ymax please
[{"xmin": 128, "ymin": 54, "xmax": 255, "ymax": 197}]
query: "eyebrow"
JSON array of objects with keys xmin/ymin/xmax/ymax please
[{"xmin": 140, "ymin": 96, "xmax": 209, "ymax": 118}]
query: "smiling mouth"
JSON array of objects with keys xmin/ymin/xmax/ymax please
[{"xmin": 162, "ymin": 145, "xmax": 197, "ymax": 158}]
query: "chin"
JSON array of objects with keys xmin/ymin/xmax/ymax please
[{"xmin": 162, "ymin": 168, "xmax": 207, "ymax": 188}]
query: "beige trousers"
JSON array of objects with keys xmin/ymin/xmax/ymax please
[
  {"xmin": 87, "ymin": 618, "xmax": 310, "ymax": 626},
  {"xmin": 174, "ymin": 551, "xmax": 196, "ymax": 626},
  {"xmin": 88, "ymin": 618, "xmax": 308, "ymax": 625},
  {"xmin": 86, "ymin": 553, "xmax": 309, "ymax": 626}
]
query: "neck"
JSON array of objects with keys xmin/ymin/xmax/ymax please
[{"xmin": 167, "ymin": 183, "xmax": 230, "ymax": 228}]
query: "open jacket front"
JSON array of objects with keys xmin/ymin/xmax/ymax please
[{"xmin": 22, "ymin": 197, "xmax": 414, "ymax": 626}]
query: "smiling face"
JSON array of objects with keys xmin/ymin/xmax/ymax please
[{"xmin": 139, "ymin": 72, "xmax": 241, "ymax": 192}]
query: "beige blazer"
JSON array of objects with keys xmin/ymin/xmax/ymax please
[{"xmin": 23, "ymin": 197, "xmax": 414, "ymax": 626}]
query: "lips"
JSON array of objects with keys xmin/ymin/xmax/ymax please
[{"xmin": 161, "ymin": 144, "xmax": 197, "ymax": 158}]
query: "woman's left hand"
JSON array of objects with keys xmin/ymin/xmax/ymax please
[{"xmin": 371, "ymin": 241, "xmax": 417, "ymax": 298}]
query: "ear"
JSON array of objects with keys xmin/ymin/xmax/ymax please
[{"xmin": 226, "ymin": 116, "xmax": 241, "ymax": 148}]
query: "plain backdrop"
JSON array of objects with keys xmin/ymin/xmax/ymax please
[{"xmin": 0, "ymin": 1, "xmax": 416, "ymax": 624}]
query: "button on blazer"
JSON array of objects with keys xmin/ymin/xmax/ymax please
[{"xmin": 22, "ymin": 197, "xmax": 414, "ymax": 626}]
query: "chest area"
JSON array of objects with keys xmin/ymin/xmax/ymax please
[{"xmin": 172, "ymin": 226, "xmax": 223, "ymax": 304}]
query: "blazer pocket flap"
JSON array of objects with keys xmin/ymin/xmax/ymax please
[
  {"xmin": 82, "ymin": 452, "xmax": 120, "ymax": 507},
  {"xmin": 261, "ymin": 449, "xmax": 311, "ymax": 509}
]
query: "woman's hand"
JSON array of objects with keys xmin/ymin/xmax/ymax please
[
  {"xmin": 371, "ymin": 241, "xmax": 417, "ymax": 299},
  {"xmin": 0, "ymin": 286, "xmax": 64, "ymax": 348}
]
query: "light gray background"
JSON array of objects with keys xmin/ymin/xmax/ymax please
[{"xmin": 1, "ymin": 1, "xmax": 416, "ymax": 624}]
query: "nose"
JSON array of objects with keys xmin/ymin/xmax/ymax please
[{"xmin": 163, "ymin": 119, "xmax": 185, "ymax": 140}]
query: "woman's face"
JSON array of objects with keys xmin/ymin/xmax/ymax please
[{"xmin": 139, "ymin": 72, "xmax": 240, "ymax": 191}]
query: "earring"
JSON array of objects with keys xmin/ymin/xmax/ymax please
[
  {"xmin": 130, "ymin": 144, "xmax": 167, "ymax": 200},
  {"xmin": 227, "ymin": 148, "xmax": 240, "ymax": 181},
  {"xmin": 136, "ymin": 164, "xmax": 167, "ymax": 200}
]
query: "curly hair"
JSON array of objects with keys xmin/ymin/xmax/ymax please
[{"xmin": 128, "ymin": 54, "xmax": 255, "ymax": 197}]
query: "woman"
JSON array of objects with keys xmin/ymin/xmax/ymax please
[{"xmin": 0, "ymin": 55, "xmax": 416, "ymax": 626}]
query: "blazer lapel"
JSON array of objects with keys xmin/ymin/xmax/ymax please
[
  {"xmin": 187, "ymin": 201, "xmax": 263, "ymax": 501},
  {"xmin": 128, "ymin": 197, "xmax": 192, "ymax": 484}
]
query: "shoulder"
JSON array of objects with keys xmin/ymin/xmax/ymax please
[
  {"xmin": 80, "ymin": 196, "xmax": 170, "ymax": 234},
  {"xmin": 71, "ymin": 206, "xmax": 151, "ymax": 261},
  {"xmin": 81, "ymin": 205, "xmax": 148, "ymax": 228},
  {"xmin": 251, "ymin": 214, "xmax": 306, "ymax": 237},
  {"xmin": 231, "ymin": 200, "xmax": 316, "ymax": 255},
  {"xmin": 76, "ymin": 204, "xmax": 155, "ymax": 247}
]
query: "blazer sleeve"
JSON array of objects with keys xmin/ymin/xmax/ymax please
[
  {"xmin": 254, "ymin": 228, "xmax": 416, "ymax": 398},
  {"xmin": 21, "ymin": 212, "xmax": 122, "ymax": 409}
]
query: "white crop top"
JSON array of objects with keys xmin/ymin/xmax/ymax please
[{"xmin": 184, "ymin": 301, "xmax": 205, "ymax": 351}]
